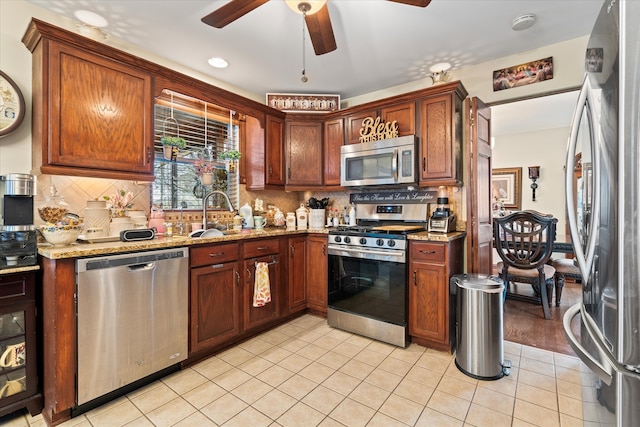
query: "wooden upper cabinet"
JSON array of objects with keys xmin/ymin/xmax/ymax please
[
  {"xmin": 380, "ymin": 102, "xmax": 415, "ymax": 137},
  {"xmin": 323, "ymin": 118, "xmax": 344, "ymax": 187},
  {"xmin": 24, "ymin": 23, "xmax": 154, "ymax": 181},
  {"xmin": 345, "ymin": 110, "xmax": 376, "ymax": 145},
  {"xmin": 265, "ymin": 115, "xmax": 285, "ymax": 187},
  {"xmin": 418, "ymin": 84, "xmax": 466, "ymax": 186},
  {"xmin": 285, "ymin": 119, "xmax": 323, "ymax": 188},
  {"xmin": 244, "ymin": 115, "xmax": 266, "ymax": 190}
]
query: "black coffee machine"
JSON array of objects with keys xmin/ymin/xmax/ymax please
[
  {"xmin": 1, "ymin": 173, "xmax": 38, "ymax": 269},
  {"xmin": 428, "ymin": 197, "xmax": 456, "ymax": 233}
]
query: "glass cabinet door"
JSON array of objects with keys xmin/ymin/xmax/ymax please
[{"xmin": 0, "ymin": 309, "xmax": 28, "ymax": 400}]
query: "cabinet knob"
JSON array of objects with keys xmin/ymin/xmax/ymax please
[
  {"xmin": 235, "ymin": 270, "xmax": 240, "ymax": 286},
  {"xmin": 413, "ymin": 271, "xmax": 417, "ymax": 285},
  {"xmin": 422, "ymin": 157, "xmax": 426, "ymax": 171},
  {"xmin": 322, "ymin": 244, "xmax": 326, "ymax": 256},
  {"xmin": 269, "ymin": 166, "xmax": 273, "ymax": 176},
  {"xmin": 290, "ymin": 245, "xmax": 295, "ymax": 256},
  {"xmin": 209, "ymin": 252, "xmax": 225, "ymax": 257},
  {"xmin": 420, "ymin": 250, "xmax": 436, "ymax": 254}
]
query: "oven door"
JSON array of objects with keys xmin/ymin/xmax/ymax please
[{"xmin": 327, "ymin": 245, "xmax": 407, "ymax": 326}]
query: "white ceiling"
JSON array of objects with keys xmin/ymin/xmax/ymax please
[{"xmin": 26, "ymin": 0, "xmax": 603, "ymax": 100}]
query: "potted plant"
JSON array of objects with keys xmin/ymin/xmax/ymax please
[
  {"xmin": 195, "ymin": 161, "xmax": 216, "ymax": 186},
  {"xmin": 219, "ymin": 149, "xmax": 241, "ymax": 172},
  {"xmin": 161, "ymin": 136, "xmax": 186, "ymax": 160}
]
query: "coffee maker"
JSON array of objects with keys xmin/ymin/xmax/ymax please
[
  {"xmin": 1, "ymin": 174, "xmax": 38, "ymax": 269},
  {"xmin": 428, "ymin": 197, "xmax": 456, "ymax": 233}
]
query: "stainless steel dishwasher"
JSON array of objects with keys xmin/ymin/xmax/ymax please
[{"xmin": 76, "ymin": 247, "xmax": 189, "ymax": 406}]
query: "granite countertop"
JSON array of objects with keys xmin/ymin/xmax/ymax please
[
  {"xmin": 38, "ymin": 227, "xmax": 328, "ymax": 259},
  {"xmin": 0, "ymin": 265, "xmax": 40, "ymax": 275},
  {"xmin": 38, "ymin": 228, "xmax": 466, "ymax": 260}
]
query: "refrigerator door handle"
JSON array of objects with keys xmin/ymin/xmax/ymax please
[
  {"xmin": 565, "ymin": 76, "xmax": 600, "ymax": 279},
  {"xmin": 563, "ymin": 303, "xmax": 613, "ymax": 385}
]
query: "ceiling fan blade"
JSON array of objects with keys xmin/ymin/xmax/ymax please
[
  {"xmin": 387, "ymin": 0, "xmax": 432, "ymax": 7},
  {"xmin": 202, "ymin": 0, "xmax": 269, "ymax": 28},
  {"xmin": 305, "ymin": 4, "xmax": 337, "ymax": 55}
]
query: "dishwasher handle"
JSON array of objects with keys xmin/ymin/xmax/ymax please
[{"xmin": 127, "ymin": 262, "xmax": 155, "ymax": 272}]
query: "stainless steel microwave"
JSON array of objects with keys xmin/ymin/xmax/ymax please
[{"xmin": 340, "ymin": 135, "xmax": 417, "ymax": 187}]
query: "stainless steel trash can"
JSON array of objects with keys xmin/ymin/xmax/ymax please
[{"xmin": 451, "ymin": 274, "xmax": 510, "ymax": 380}]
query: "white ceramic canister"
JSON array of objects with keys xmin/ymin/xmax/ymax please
[
  {"xmin": 309, "ymin": 209, "xmax": 325, "ymax": 229},
  {"xmin": 286, "ymin": 212, "xmax": 296, "ymax": 230},
  {"xmin": 296, "ymin": 203, "xmax": 308, "ymax": 230},
  {"xmin": 84, "ymin": 200, "xmax": 110, "ymax": 237},
  {"xmin": 110, "ymin": 216, "xmax": 133, "ymax": 237}
]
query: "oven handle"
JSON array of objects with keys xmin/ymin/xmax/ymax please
[{"xmin": 328, "ymin": 245, "xmax": 405, "ymax": 261}]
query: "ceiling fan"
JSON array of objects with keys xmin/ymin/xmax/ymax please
[{"xmin": 201, "ymin": 0, "xmax": 432, "ymax": 55}]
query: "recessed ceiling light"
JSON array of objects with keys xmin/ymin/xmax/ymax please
[
  {"xmin": 512, "ymin": 13, "xmax": 536, "ymax": 31},
  {"xmin": 208, "ymin": 57, "xmax": 229, "ymax": 69},
  {"xmin": 74, "ymin": 10, "xmax": 108, "ymax": 28},
  {"xmin": 429, "ymin": 62, "xmax": 451, "ymax": 73}
]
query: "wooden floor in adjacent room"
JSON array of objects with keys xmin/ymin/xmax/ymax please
[{"xmin": 503, "ymin": 280, "xmax": 582, "ymax": 356}]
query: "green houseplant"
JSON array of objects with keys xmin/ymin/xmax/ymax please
[
  {"xmin": 219, "ymin": 149, "xmax": 241, "ymax": 173},
  {"xmin": 161, "ymin": 136, "xmax": 186, "ymax": 160}
]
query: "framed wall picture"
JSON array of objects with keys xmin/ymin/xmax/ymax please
[
  {"xmin": 0, "ymin": 71, "xmax": 26, "ymax": 137},
  {"xmin": 492, "ymin": 167, "xmax": 522, "ymax": 210}
]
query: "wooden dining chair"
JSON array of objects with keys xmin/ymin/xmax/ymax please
[
  {"xmin": 493, "ymin": 210, "xmax": 558, "ymax": 319},
  {"xmin": 551, "ymin": 258, "xmax": 582, "ymax": 306}
]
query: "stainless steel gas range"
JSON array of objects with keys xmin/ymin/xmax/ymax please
[{"xmin": 327, "ymin": 197, "xmax": 432, "ymax": 347}]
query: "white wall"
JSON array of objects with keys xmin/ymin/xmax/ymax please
[{"xmin": 492, "ymin": 126, "xmax": 569, "ymax": 233}]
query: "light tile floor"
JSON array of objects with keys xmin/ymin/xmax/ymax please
[{"xmin": 4, "ymin": 314, "xmax": 589, "ymax": 427}]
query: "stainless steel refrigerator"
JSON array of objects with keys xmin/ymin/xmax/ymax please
[{"xmin": 563, "ymin": 0, "xmax": 640, "ymax": 425}]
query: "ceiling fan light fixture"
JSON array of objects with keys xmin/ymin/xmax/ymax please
[
  {"xmin": 429, "ymin": 62, "xmax": 452, "ymax": 73},
  {"xmin": 208, "ymin": 57, "xmax": 229, "ymax": 68},
  {"xmin": 74, "ymin": 10, "xmax": 108, "ymax": 28},
  {"xmin": 286, "ymin": 0, "xmax": 327, "ymax": 15}
]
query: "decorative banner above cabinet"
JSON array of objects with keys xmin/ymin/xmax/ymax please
[
  {"xmin": 350, "ymin": 190, "xmax": 437, "ymax": 204},
  {"xmin": 266, "ymin": 93, "xmax": 340, "ymax": 113},
  {"xmin": 359, "ymin": 116, "xmax": 399, "ymax": 143}
]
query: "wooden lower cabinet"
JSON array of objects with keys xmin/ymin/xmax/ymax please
[
  {"xmin": 287, "ymin": 236, "xmax": 307, "ymax": 314},
  {"xmin": 306, "ymin": 235, "xmax": 328, "ymax": 314},
  {"xmin": 0, "ymin": 271, "xmax": 42, "ymax": 418},
  {"xmin": 190, "ymin": 243, "xmax": 240, "ymax": 353},
  {"xmin": 242, "ymin": 253, "xmax": 280, "ymax": 331},
  {"xmin": 408, "ymin": 239, "xmax": 464, "ymax": 352}
]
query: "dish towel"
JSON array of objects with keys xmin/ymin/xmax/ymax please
[{"xmin": 253, "ymin": 262, "xmax": 272, "ymax": 307}]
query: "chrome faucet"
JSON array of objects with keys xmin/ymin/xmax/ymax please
[{"xmin": 202, "ymin": 190, "xmax": 235, "ymax": 230}]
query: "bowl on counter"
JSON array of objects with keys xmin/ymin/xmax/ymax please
[{"xmin": 39, "ymin": 223, "xmax": 84, "ymax": 246}]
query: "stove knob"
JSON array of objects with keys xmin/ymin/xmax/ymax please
[
  {"xmin": 359, "ymin": 237, "xmax": 367, "ymax": 245},
  {"xmin": 376, "ymin": 239, "xmax": 385, "ymax": 247},
  {"xmin": 334, "ymin": 236, "xmax": 342, "ymax": 243},
  {"xmin": 388, "ymin": 240, "xmax": 396, "ymax": 248},
  {"xmin": 344, "ymin": 236, "xmax": 351, "ymax": 244}
]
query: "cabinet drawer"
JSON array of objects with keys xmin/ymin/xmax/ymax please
[
  {"xmin": 243, "ymin": 238, "xmax": 280, "ymax": 258},
  {"xmin": 191, "ymin": 243, "xmax": 239, "ymax": 267},
  {"xmin": 411, "ymin": 242, "xmax": 445, "ymax": 263}
]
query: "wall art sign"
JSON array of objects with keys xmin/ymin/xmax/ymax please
[
  {"xmin": 492, "ymin": 57, "xmax": 553, "ymax": 92},
  {"xmin": 266, "ymin": 93, "xmax": 340, "ymax": 113},
  {"xmin": 0, "ymin": 71, "xmax": 26, "ymax": 137},
  {"xmin": 350, "ymin": 190, "xmax": 437, "ymax": 204},
  {"xmin": 492, "ymin": 167, "xmax": 522, "ymax": 210},
  {"xmin": 358, "ymin": 116, "xmax": 399, "ymax": 143}
]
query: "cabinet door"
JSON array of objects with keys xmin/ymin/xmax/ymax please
[
  {"xmin": 46, "ymin": 42, "xmax": 153, "ymax": 178},
  {"xmin": 345, "ymin": 110, "xmax": 376, "ymax": 145},
  {"xmin": 0, "ymin": 273, "xmax": 38, "ymax": 415},
  {"xmin": 190, "ymin": 263, "xmax": 240, "ymax": 353},
  {"xmin": 286, "ymin": 121, "xmax": 323, "ymax": 187},
  {"xmin": 409, "ymin": 260, "xmax": 447, "ymax": 345},
  {"xmin": 265, "ymin": 115, "xmax": 285, "ymax": 186},
  {"xmin": 243, "ymin": 255, "xmax": 280, "ymax": 331},
  {"xmin": 381, "ymin": 102, "xmax": 415, "ymax": 137},
  {"xmin": 323, "ymin": 118, "xmax": 343, "ymax": 187},
  {"xmin": 419, "ymin": 94, "xmax": 454, "ymax": 183},
  {"xmin": 306, "ymin": 235, "xmax": 328, "ymax": 313},
  {"xmin": 287, "ymin": 237, "xmax": 307, "ymax": 313}
]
